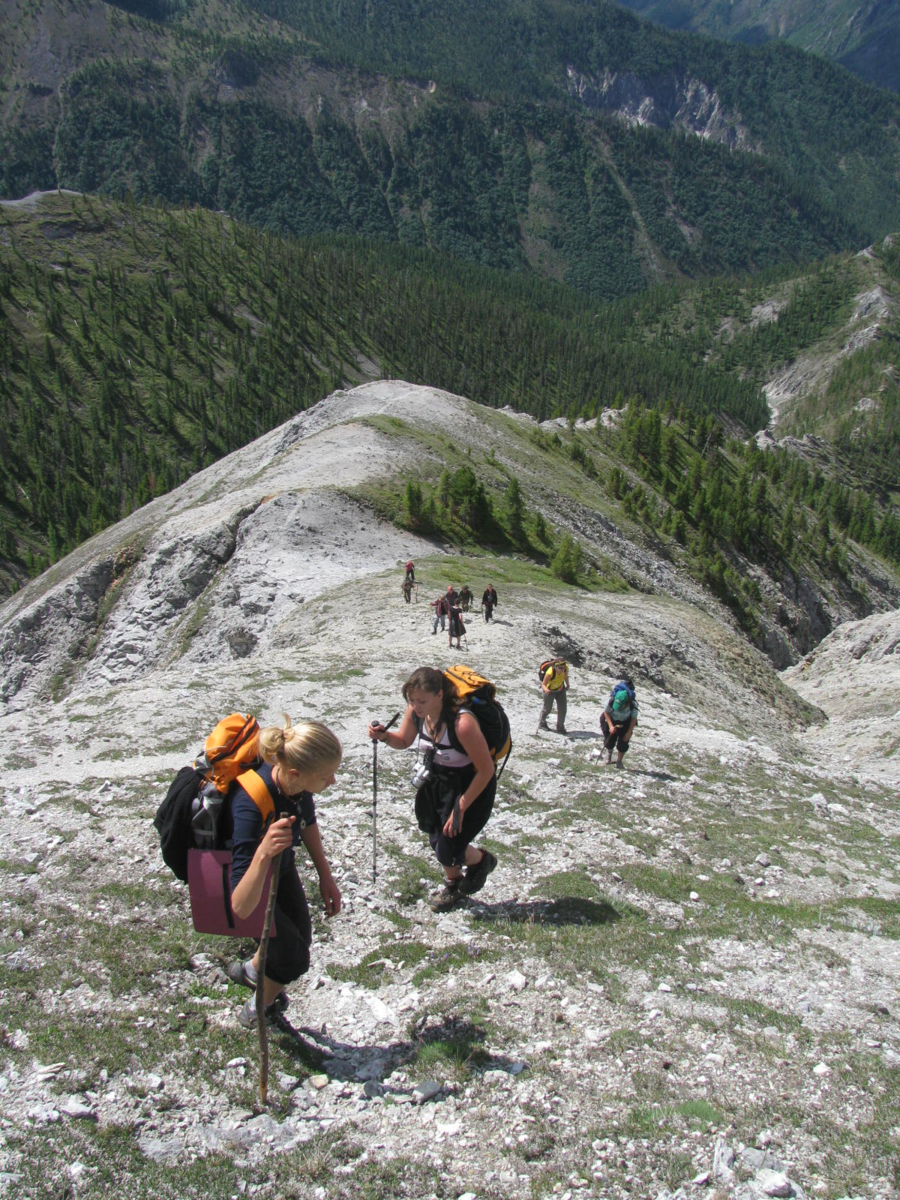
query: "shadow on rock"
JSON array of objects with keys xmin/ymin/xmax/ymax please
[
  {"xmin": 275, "ymin": 1012, "xmax": 518, "ymax": 1087},
  {"xmin": 630, "ymin": 768, "xmax": 678, "ymax": 782},
  {"xmin": 468, "ymin": 895, "xmax": 621, "ymax": 927}
]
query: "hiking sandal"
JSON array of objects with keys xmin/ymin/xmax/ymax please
[
  {"xmin": 237, "ymin": 997, "xmax": 288, "ymax": 1029},
  {"xmin": 227, "ymin": 960, "xmax": 288, "ymax": 1008}
]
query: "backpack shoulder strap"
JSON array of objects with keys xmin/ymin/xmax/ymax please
[{"xmin": 236, "ymin": 768, "xmax": 275, "ymax": 825}]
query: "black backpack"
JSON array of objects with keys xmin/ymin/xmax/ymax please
[{"xmin": 154, "ymin": 766, "xmax": 206, "ymax": 883}]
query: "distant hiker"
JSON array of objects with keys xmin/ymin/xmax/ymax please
[
  {"xmin": 481, "ymin": 584, "xmax": 498, "ymax": 622},
  {"xmin": 538, "ymin": 658, "xmax": 569, "ymax": 734},
  {"xmin": 367, "ymin": 667, "xmax": 500, "ymax": 912},
  {"xmin": 448, "ymin": 602, "xmax": 466, "ymax": 650},
  {"xmin": 431, "ymin": 594, "xmax": 448, "ymax": 634},
  {"xmin": 402, "ymin": 578, "xmax": 414, "ymax": 604},
  {"xmin": 405, "ymin": 561, "xmax": 415, "ymax": 582},
  {"xmin": 459, "ymin": 584, "xmax": 473, "ymax": 612},
  {"xmin": 601, "ymin": 677, "xmax": 638, "ymax": 768},
  {"xmin": 227, "ymin": 717, "xmax": 342, "ymax": 1028}
]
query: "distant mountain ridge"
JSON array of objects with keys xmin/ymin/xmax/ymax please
[
  {"xmin": 611, "ymin": 0, "xmax": 900, "ymax": 93},
  {"xmin": 2, "ymin": 0, "xmax": 899, "ymax": 299}
]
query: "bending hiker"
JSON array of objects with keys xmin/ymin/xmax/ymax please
[
  {"xmin": 448, "ymin": 601, "xmax": 466, "ymax": 650},
  {"xmin": 481, "ymin": 584, "xmax": 498, "ymax": 622},
  {"xmin": 405, "ymin": 560, "xmax": 415, "ymax": 582},
  {"xmin": 402, "ymin": 578, "xmax": 414, "ymax": 604},
  {"xmin": 431, "ymin": 594, "xmax": 448, "ymax": 634},
  {"xmin": 538, "ymin": 658, "xmax": 569, "ymax": 735},
  {"xmin": 601, "ymin": 677, "xmax": 638, "ymax": 768},
  {"xmin": 367, "ymin": 667, "xmax": 498, "ymax": 912},
  {"xmin": 228, "ymin": 717, "xmax": 342, "ymax": 1027},
  {"xmin": 459, "ymin": 584, "xmax": 473, "ymax": 612}
]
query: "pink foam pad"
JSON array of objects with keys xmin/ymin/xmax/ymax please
[{"xmin": 187, "ymin": 849, "xmax": 276, "ymax": 938}]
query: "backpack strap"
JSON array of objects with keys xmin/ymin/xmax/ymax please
[{"xmin": 236, "ymin": 769, "xmax": 275, "ymax": 826}]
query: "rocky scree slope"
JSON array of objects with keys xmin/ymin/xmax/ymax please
[
  {"xmin": 3, "ymin": 381, "xmax": 898, "ymax": 713},
  {"xmin": 1, "ymin": 382, "xmax": 899, "ymax": 1198}
]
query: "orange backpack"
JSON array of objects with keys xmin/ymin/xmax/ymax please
[{"xmin": 199, "ymin": 713, "xmax": 274, "ymax": 820}]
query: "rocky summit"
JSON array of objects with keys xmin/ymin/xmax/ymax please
[{"xmin": 1, "ymin": 383, "xmax": 899, "ymax": 1199}]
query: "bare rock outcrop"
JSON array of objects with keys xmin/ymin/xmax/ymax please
[{"xmin": 566, "ymin": 66, "xmax": 755, "ymax": 149}]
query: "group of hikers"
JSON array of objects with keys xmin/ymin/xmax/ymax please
[
  {"xmin": 401, "ymin": 563, "xmax": 499, "ymax": 648},
  {"xmin": 173, "ymin": 657, "xmax": 639, "ymax": 1035}
]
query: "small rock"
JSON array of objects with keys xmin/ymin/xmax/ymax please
[
  {"xmin": 713, "ymin": 1137, "xmax": 735, "ymax": 1182},
  {"xmin": 226, "ymin": 1058, "xmax": 248, "ymax": 1069},
  {"xmin": 363, "ymin": 1080, "xmax": 384, "ymax": 1099},
  {"xmin": 59, "ymin": 1096, "xmax": 95, "ymax": 1121},
  {"xmin": 756, "ymin": 853, "xmax": 771, "ymax": 867},
  {"xmin": 757, "ymin": 1169, "xmax": 792, "ymax": 1197},
  {"xmin": 689, "ymin": 891, "xmax": 700, "ymax": 901},
  {"xmin": 309, "ymin": 1075, "xmax": 330, "ymax": 1090},
  {"xmin": 506, "ymin": 970, "xmax": 528, "ymax": 993},
  {"xmin": 692, "ymin": 1172, "xmax": 711, "ymax": 1186},
  {"xmin": 812, "ymin": 1062, "xmax": 830, "ymax": 1076},
  {"xmin": 458, "ymin": 1193, "xmax": 477, "ymax": 1200},
  {"xmin": 508, "ymin": 1060, "xmax": 528, "ymax": 1075},
  {"xmin": 658, "ymin": 982, "xmax": 672, "ymax": 993},
  {"xmin": 413, "ymin": 1079, "xmax": 442, "ymax": 1104}
]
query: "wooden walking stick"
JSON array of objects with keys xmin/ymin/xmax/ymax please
[{"xmin": 256, "ymin": 850, "xmax": 282, "ymax": 1106}]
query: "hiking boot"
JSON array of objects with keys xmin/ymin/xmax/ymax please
[
  {"xmin": 237, "ymin": 996, "xmax": 288, "ymax": 1029},
  {"xmin": 537, "ymin": 721, "xmax": 549, "ymax": 731},
  {"xmin": 429, "ymin": 879, "xmax": 463, "ymax": 912},
  {"xmin": 458, "ymin": 850, "xmax": 497, "ymax": 896},
  {"xmin": 227, "ymin": 961, "xmax": 288, "ymax": 1009},
  {"xmin": 557, "ymin": 726, "xmax": 567, "ymax": 735}
]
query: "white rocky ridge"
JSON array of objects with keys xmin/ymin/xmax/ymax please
[{"xmin": 0, "ymin": 382, "xmax": 898, "ymax": 1197}]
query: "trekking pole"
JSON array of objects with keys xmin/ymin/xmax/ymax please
[
  {"xmin": 372, "ymin": 712, "xmax": 401, "ymax": 882},
  {"xmin": 256, "ymin": 847, "xmax": 282, "ymax": 1106}
]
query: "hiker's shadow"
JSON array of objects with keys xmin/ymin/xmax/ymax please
[
  {"xmin": 468, "ymin": 895, "xmax": 621, "ymax": 927},
  {"xmin": 561, "ymin": 730, "xmax": 602, "ymax": 741},
  {"xmin": 274, "ymin": 1012, "xmax": 518, "ymax": 1089},
  {"xmin": 488, "ymin": 618, "xmax": 513, "ymax": 626},
  {"xmin": 629, "ymin": 768, "xmax": 678, "ymax": 782}
]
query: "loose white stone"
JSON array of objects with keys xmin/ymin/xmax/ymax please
[
  {"xmin": 506, "ymin": 969, "xmax": 528, "ymax": 992},
  {"xmin": 413, "ymin": 1080, "xmax": 442, "ymax": 1104},
  {"xmin": 757, "ymin": 1168, "xmax": 792, "ymax": 1197}
]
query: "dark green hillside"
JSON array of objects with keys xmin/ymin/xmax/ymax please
[
  {"xmin": 3, "ymin": 193, "xmax": 899, "ymax": 650},
  {"xmin": 1, "ymin": 0, "xmax": 899, "ymax": 301},
  {"xmin": 0, "ymin": 191, "xmax": 767, "ymax": 592}
]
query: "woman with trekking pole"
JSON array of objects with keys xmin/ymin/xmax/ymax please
[
  {"xmin": 227, "ymin": 717, "xmax": 342, "ymax": 1030},
  {"xmin": 367, "ymin": 667, "xmax": 498, "ymax": 913}
]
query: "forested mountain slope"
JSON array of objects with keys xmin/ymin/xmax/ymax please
[
  {"xmin": 611, "ymin": 0, "xmax": 900, "ymax": 94},
  {"xmin": 2, "ymin": 0, "xmax": 899, "ymax": 299},
  {"xmin": 2, "ymin": 193, "xmax": 899, "ymax": 666}
]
